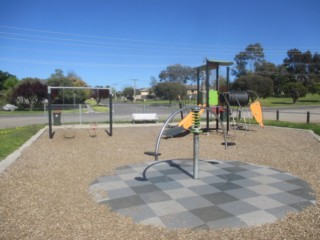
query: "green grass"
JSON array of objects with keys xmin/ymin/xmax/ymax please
[
  {"xmin": 85, "ymin": 99, "xmax": 108, "ymax": 112},
  {"xmin": 248, "ymin": 119, "xmax": 320, "ymax": 136},
  {"xmin": 265, "ymin": 120, "xmax": 320, "ymax": 136},
  {"xmin": 259, "ymin": 94, "xmax": 320, "ymax": 107},
  {"xmin": 0, "ymin": 125, "xmax": 44, "ymax": 161}
]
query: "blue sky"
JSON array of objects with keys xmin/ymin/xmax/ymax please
[{"xmin": 1, "ymin": 0, "xmax": 320, "ymax": 90}]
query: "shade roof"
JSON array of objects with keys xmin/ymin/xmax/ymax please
[{"xmin": 194, "ymin": 59, "xmax": 233, "ymax": 71}]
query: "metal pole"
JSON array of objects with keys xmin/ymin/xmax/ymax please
[
  {"xmin": 307, "ymin": 111, "xmax": 310, "ymax": 124},
  {"xmin": 226, "ymin": 67, "xmax": 230, "ymax": 133},
  {"xmin": 193, "ymin": 133, "xmax": 199, "ymax": 179},
  {"xmin": 205, "ymin": 60, "xmax": 210, "ymax": 131},
  {"xmin": 79, "ymin": 104, "xmax": 82, "ymax": 125},
  {"xmin": 109, "ymin": 93, "xmax": 113, "ymax": 136},
  {"xmin": 276, "ymin": 110, "xmax": 279, "ymax": 121},
  {"xmin": 216, "ymin": 65, "xmax": 219, "ymax": 131},
  {"xmin": 197, "ymin": 68, "xmax": 200, "ymax": 105},
  {"xmin": 48, "ymin": 87, "xmax": 53, "ymax": 139}
]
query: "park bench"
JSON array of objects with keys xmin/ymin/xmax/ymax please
[{"xmin": 132, "ymin": 113, "xmax": 158, "ymax": 123}]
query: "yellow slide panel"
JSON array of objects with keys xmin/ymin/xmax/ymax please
[
  {"xmin": 250, "ymin": 101, "xmax": 264, "ymax": 128},
  {"xmin": 178, "ymin": 108, "xmax": 205, "ymax": 130}
]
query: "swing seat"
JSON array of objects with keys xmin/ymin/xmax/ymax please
[
  {"xmin": 89, "ymin": 122, "xmax": 97, "ymax": 137},
  {"xmin": 64, "ymin": 125, "xmax": 75, "ymax": 138}
]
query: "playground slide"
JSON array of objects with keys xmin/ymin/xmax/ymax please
[
  {"xmin": 178, "ymin": 108, "xmax": 205, "ymax": 130},
  {"xmin": 250, "ymin": 101, "xmax": 264, "ymax": 127}
]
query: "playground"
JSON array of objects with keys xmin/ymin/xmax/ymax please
[{"xmin": 0, "ymin": 124, "xmax": 319, "ymax": 239}]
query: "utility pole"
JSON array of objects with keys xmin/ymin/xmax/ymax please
[{"xmin": 132, "ymin": 79, "xmax": 138, "ymax": 102}]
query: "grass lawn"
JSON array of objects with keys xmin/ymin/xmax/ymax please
[
  {"xmin": 259, "ymin": 94, "xmax": 320, "ymax": 107},
  {"xmin": 0, "ymin": 125, "xmax": 44, "ymax": 161}
]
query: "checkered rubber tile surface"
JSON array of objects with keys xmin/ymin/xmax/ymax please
[{"xmin": 89, "ymin": 160, "xmax": 316, "ymax": 230}]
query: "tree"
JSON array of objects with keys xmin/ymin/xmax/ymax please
[
  {"xmin": 3, "ymin": 76, "xmax": 19, "ymax": 90},
  {"xmin": 0, "ymin": 71, "xmax": 16, "ymax": 91},
  {"xmin": 159, "ymin": 64, "xmax": 195, "ymax": 83},
  {"xmin": 284, "ymin": 82, "xmax": 307, "ymax": 104},
  {"xmin": 13, "ymin": 78, "xmax": 47, "ymax": 110},
  {"xmin": 46, "ymin": 69, "xmax": 89, "ymax": 104},
  {"xmin": 233, "ymin": 43, "xmax": 265, "ymax": 77},
  {"xmin": 232, "ymin": 74, "xmax": 273, "ymax": 100},
  {"xmin": 122, "ymin": 87, "xmax": 134, "ymax": 101},
  {"xmin": 153, "ymin": 82, "xmax": 187, "ymax": 103},
  {"xmin": 92, "ymin": 86, "xmax": 110, "ymax": 104}
]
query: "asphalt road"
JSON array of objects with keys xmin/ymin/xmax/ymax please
[{"xmin": 1, "ymin": 104, "xmax": 320, "ymax": 129}]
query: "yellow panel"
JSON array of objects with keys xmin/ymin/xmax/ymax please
[
  {"xmin": 178, "ymin": 108, "xmax": 205, "ymax": 130},
  {"xmin": 250, "ymin": 101, "xmax": 264, "ymax": 128}
]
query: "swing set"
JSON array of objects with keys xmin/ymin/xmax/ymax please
[{"xmin": 47, "ymin": 86, "xmax": 113, "ymax": 139}]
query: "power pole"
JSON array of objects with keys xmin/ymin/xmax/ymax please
[{"xmin": 132, "ymin": 79, "xmax": 138, "ymax": 102}]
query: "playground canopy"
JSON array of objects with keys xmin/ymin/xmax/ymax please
[{"xmin": 194, "ymin": 59, "xmax": 233, "ymax": 71}]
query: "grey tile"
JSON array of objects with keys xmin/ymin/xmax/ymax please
[
  {"xmin": 159, "ymin": 168, "xmax": 184, "ymax": 176},
  {"xmin": 251, "ymin": 167, "xmax": 279, "ymax": 176},
  {"xmin": 202, "ymin": 192, "xmax": 238, "ymax": 205},
  {"xmin": 131, "ymin": 184, "xmax": 161, "ymax": 194},
  {"xmin": 148, "ymin": 200, "xmax": 187, "ymax": 216},
  {"xmin": 237, "ymin": 210, "xmax": 277, "ymax": 226},
  {"xmin": 217, "ymin": 173, "xmax": 245, "ymax": 181},
  {"xmin": 211, "ymin": 182, "xmax": 243, "ymax": 191},
  {"xmin": 200, "ymin": 175, "xmax": 225, "ymax": 184},
  {"xmin": 236, "ymin": 170, "xmax": 262, "ymax": 178},
  {"xmin": 149, "ymin": 175, "xmax": 174, "ymax": 184},
  {"xmin": 285, "ymin": 178, "xmax": 311, "ymax": 188},
  {"xmin": 268, "ymin": 181, "xmax": 301, "ymax": 192},
  {"xmin": 177, "ymin": 196, "xmax": 213, "ymax": 210},
  {"xmin": 268, "ymin": 172, "xmax": 296, "ymax": 181},
  {"xmin": 207, "ymin": 216, "xmax": 247, "ymax": 229},
  {"xmin": 290, "ymin": 201, "xmax": 316, "ymax": 211},
  {"xmin": 232, "ymin": 178, "xmax": 261, "ymax": 187},
  {"xmin": 155, "ymin": 181, "xmax": 184, "ymax": 191},
  {"xmin": 118, "ymin": 204, "xmax": 156, "ymax": 222},
  {"xmin": 160, "ymin": 211, "xmax": 205, "ymax": 229},
  {"xmin": 191, "ymin": 206, "xmax": 233, "ymax": 222},
  {"xmin": 103, "ymin": 195, "xmax": 145, "ymax": 210},
  {"xmin": 164, "ymin": 188, "xmax": 198, "ymax": 200},
  {"xmin": 107, "ymin": 187, "xmax": 136, "ymax": 199},
  {"xmin": 140, "ymin": 190, "xmax": 172, "ymax": 203},
  {"xmin": 268, "ymin": 192, "xmax": 312, "ymax": 205},
  {"xmin": 222, "ymin": 166, "xmax": 249, "ymax": 173},
  {"xmin": 225, "ymin": 188, "xmax": 259, "ymax": 200},
  {"xmin": 266, "ymin": 205, "xmax": 299, "ymax": 218},
  {"xmin": 188, "ymin": 184, "xmax": 221, "ymax": 195},
  {"xmin": 219, "ymin": 200, "xmax": 259, "ymax": 215},
  {"xmin": 288, "ymin": 188, "xmax": 316, "ymax": 201},
  {"xmin": 244, "ymin": 196, "xmax": 284, "ymax": 210}
]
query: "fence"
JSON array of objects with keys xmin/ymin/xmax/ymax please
[{"xmin": 262, "ymin": 108, "xmax": 320, "ymax": 124}]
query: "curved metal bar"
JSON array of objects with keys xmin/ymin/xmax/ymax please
[
  {"xmin": 206, "ymin": 107, "xmax": 227, "ymax": 149},
  {"xmin": 154, "ymin": 106, "xmax": 228, "ymax": 160},
  {"xmin": 247, "ymin": 90, "xmax": 260, "ymax": 102},
  {"xmin": 220, "ymin": 92, "xmax": 235, "ymax": 131},
  {"xmin": 154, "ymin": 106, "xmax": 194, "ymax": 160}
]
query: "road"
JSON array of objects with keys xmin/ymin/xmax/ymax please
[{"xmin": 1, "ymin": 104, "xmax": 320, "ymax": 129}]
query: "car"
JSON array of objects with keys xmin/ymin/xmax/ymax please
[{"xmin": 2, "ymin": 104, "xmax": 18, "ymax": 111}]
